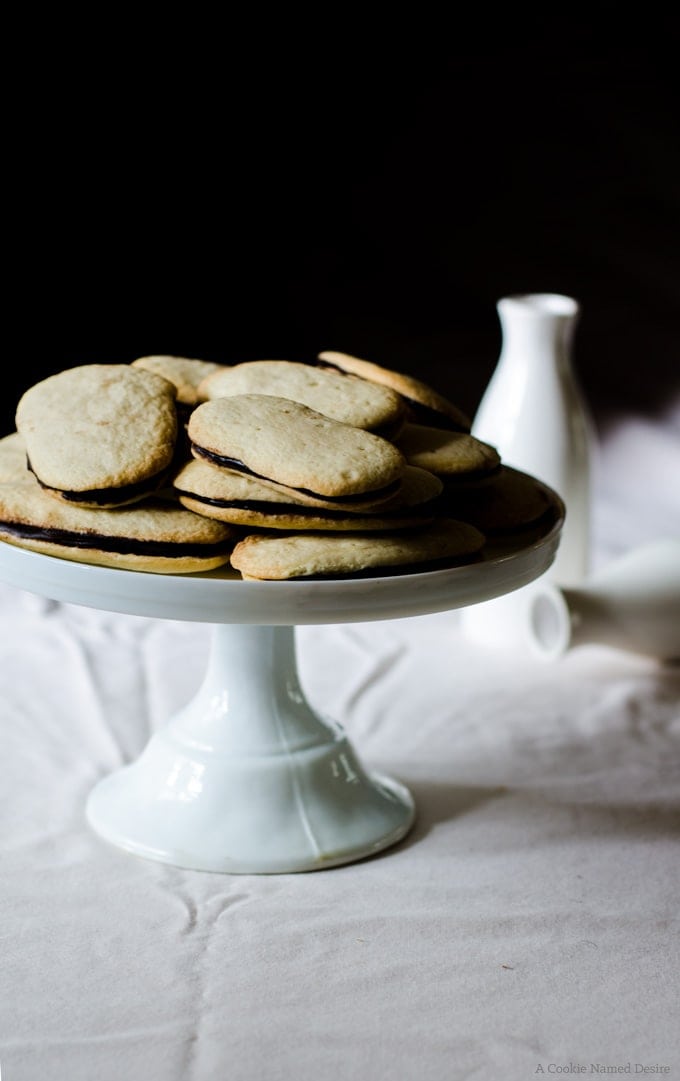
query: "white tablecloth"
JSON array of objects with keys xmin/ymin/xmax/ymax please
[{"xmin": 1, "ymin": 408, "xmax": 679, "ymax": 1081}]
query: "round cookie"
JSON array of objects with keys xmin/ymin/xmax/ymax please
[
  {"xmin": 198, "ymin": 359, "xmax": 406, "ymax": 436},
  {"xmin": 16, "ymin": 364, "xmax": 179, "ymax": 508},
  {"xmin": 230, "ymin": 519, "xmax": 486, "ymax": 580},
  {"xmin": 132, "ymin": 355, "xmax": 226, "ymax": 407},
  {"xmin": 436, "ymin": 465, "xmax": 562, "ymax": 534},
  {"xmin": 188, "ymin": 394, "xmax": 407, "ymax": 504},
  {"xmin": 0, "ymin": 482, "xmax": 235, "ymax": 573},
  {"xmin": 370, "ymin": 464, "xmax": 443, "ymax": 509},
  {"xmin": 173, "ymin": 459, "xmax": 442, "ymax": 531},
  {"xmin": 0, "ymin": 432, "xmax": 31, "ymax": 484},
  {"xmin": 317, "ymin": 350, "xmax": 471, "ymax": 432},
  {"xmin": 395, "ymin": 423, "xmax": 501, "ymax": 477}
]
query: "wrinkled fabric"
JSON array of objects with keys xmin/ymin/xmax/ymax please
[{"xmin": 1, "ymin": 412, "xmax": 679, "ymax": 1081}]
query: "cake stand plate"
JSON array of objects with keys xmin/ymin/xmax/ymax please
[{"xmin": 0, "ymin": 511, "xmax": 562, "ymax": 874}]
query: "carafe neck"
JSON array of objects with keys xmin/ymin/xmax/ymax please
[{"xmin": 497, "ymin": 293, "xmax": 580, "ymax": 370}]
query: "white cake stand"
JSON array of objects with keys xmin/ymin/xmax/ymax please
[{"xmin": 0, "ymin": 513, "xmax": 562, "ymax": 874}]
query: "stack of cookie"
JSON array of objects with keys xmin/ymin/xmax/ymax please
[
  {"xmin": 0, "ymin": 352, "xmax": 559, "ymax": 579},
  {"xmin": 0, "ymin": 364, "xmax": 236, "ymax": 574}
]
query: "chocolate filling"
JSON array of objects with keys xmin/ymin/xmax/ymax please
[
  {"xmin": 179, "ymin": 492, "xmax": 354, "ymax": 519},
  {"xmin": 0, "ymin": 521, "xmax": 232, "ymax": 558},
  {"xmin": 177, "ymin": 491, "xmax": 431, "ymax": 521},
  {"xmin": 191, "ymin": 446, "xmax": 401, "ymax": 504},
  {"xmin": 27, "ymin": 458, "xmax": 170, "ymax": 506}
]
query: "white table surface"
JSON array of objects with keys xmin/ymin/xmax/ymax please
[{"xmin": 1, "ymin": 405, "xmax": 679, "ymax": 1081}]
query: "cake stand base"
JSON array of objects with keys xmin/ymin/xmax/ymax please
[{"xmin": 86, "ymin": 623, "xmax": 415, "ymax": 873}]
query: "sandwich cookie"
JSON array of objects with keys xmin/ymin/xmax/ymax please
[
  {"xmin": 0, "ymin": 432, "xmax": 31, "ymax": 484},
  {"xmin": 317, "ymin": 350, "xmax": 471, "ymax": 432},
  {"xmin": 131, "ymin": 355, "xmax": 226, "ymax": 417},
  {"xmin": 173, "ymin": 459, "xmax": 442, "ymax": 531},
  {"xmin": 230, "ymin": 518, "xmax": 486, "ymax": 580},
  {"xmin": 16, "ymin": 364, "xmax": 179, "ymax": 508},
  {"xmin": 131, "ymin": 354, "xmax": 227, "ymax": 462},
  {"xmin": 187, "ymin": 395, "xmax": 407, "ymax": 510},
  {"xmin": 434, "ymin": 465, "xmax": 562, "ymax": 534},
  {"xmin": 0, "ymin": 480, "xmax": 236, "ymax": 573},
  {"xmin": 394, "ymin": 423, "xmax": 501, "ymax": 478},
  {"xmin": 198, "ymin": 359, "xmax": 406, "ymax": 437}
]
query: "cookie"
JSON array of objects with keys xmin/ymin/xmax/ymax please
[
  {"xmin": 15, "ymin": 364, "xmax": 179, "ymax": 508},
  {"xmin": 394, "ymin": 422, "xmax": 500, "ymax": 477},
  {"xmin": 131, "ymin": 355, "xmax": 225, "ymax": 408},
  {"xmin": 0, "ymin": 480, "xmax": 235, "ymax": 573},
  {"xmin": 317, "ymin": 350, "xmax": 471, "ymax": 432},
  {"xmin": 187, "ymin": 394, "xmax": 407, "ymax": 506},
  {"xmin": 230, "ymin": 518, "xmax": 486, "ymax": 580},
  {"xmin": 366, "ymin": 464, "xmax": 443, "ymax": 509},
  {"xmin": 435, "ymin": 465, "xmax": 562, "ymax": 534},
  {"xmin": 173, "ymin": 458, "xmax": 441, "ymax": 531},
  {"xmin": 0, "ymin": 432, "xmax": 31, "ymax": 484},
  {"xmin": 198, "ymin": 359, "xmax": 406, "ymax": 436}
]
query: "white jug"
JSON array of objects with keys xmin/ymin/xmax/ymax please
[{"xmin": 472, "ymin": 292, "xmax": 595, "ymax": 585}]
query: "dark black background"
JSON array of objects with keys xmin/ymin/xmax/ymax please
[{"xmin": 6, "ymin": 14, "xmax": 679, "ymax": 438}]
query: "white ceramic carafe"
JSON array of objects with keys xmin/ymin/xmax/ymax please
[{"xmin": 472, "ymin": 292, "xmax": 595, "ymax": 586}]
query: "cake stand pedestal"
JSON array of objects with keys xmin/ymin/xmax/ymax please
[
  {"xmin": 88, "ymin": 621, "xmax": 414, "ymax": 873},
  {"xmin": 0, "ymin": 508, "xmax": 562, "ymax": 873}
]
